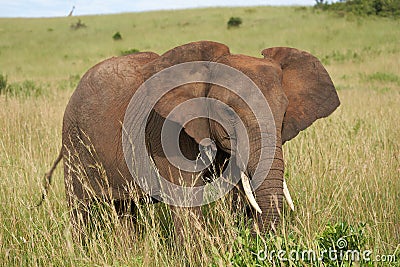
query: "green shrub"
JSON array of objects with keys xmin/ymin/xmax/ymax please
[
  {"xmin": 113, "ymin": 32, "xmax": 122, "ymax": 41},
  {"xmin": 2, "ymin": 80, "xmax": 44, "ymax": 97},
  {"xmin": 364, "ymin": 72, "xmax": 400, "ymax": 84},
  {"xmin": 294, "ymin": 6, "xmax": 308, "ymax": 12},
  {"xmin": 0, "ymin": 73, "xmax": 8, "ymax": 93},
  {"xmin": 321, "ymin": 49, "xmax": 361, "ymax": 65},
  {"xmin": 228, "ymin": 228, "xmax": 305, "ymax": 266},
  {"xmin": 120, "ymin": 48, "xmax": 140, "ymax": 56},
  {"xmin": 212, "ymin": 221, "xmax": 369, "ymax": 266},
  {"xmin": 317, "ymin": 222, "xmax": 368, "ymax": 265},
  {"xmin": 227, "ymin": 17, "xmax": 242, "ymax": 28},
  {"xmin": 244, "ymin": 8, "xmax": 257, "ymax": 13},
  {"xmin": 70, "ymin": 19, "xmax": 87, "ymax": 30}
]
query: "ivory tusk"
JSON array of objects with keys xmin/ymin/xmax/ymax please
[
  {"xmin": 241, "ymin": 172, "xmax": 262, "ymax": 214},
  {"xmin": 283, "ymin": 179, "xmax": 295, "ymax": 211}
]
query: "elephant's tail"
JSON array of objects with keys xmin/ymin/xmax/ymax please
[{"xmin": 36, "ymin": 150, "xmax": 63, "ymax": 207}]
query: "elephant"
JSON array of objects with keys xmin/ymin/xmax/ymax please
[{"xmin": 44, "ymin": 41, "xmax": 340, "ymax": 240}]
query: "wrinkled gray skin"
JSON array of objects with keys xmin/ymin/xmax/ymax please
[{"xmin": 55, "ymin": 41, "xmax": 339, "ymax": 241}]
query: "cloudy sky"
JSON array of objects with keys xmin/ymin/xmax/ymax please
[{"xmin": 0, "ymin": 0, "xmax": 317, "ymax": 18}]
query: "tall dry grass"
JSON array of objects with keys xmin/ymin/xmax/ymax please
[{"xmin": 0, "ymin": 6, "xmax": 399, "ymax": 266}]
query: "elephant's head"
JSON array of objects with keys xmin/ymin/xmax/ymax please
[{"xmin": 140, "ymin": 41, "xmax": 340, "ymax": 231}]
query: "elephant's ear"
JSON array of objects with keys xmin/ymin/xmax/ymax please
[
  {"xmin": 142, "ymin": 41, "xmax": 230, "ymax": 144},
  {"xmin": 262, "ymin": 47, "xmax": 340, "ymax": 143}
]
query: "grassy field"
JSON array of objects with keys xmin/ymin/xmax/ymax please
[{"xmin": 1, "ymin": 6, "xmax": 399, "ymax": 266}]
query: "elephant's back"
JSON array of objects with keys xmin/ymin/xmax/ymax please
[{"xmin": 62, "ymin": 52, "xmax": 159, "ymax": 199}]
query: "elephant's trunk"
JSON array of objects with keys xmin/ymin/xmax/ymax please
[
  {"xmin": 255, "ymin": 143, "xmax": 284, "ymax": 231},
  {"xmin": 242, "ymin": 128, "xmax": 285, "ymax": 232}
]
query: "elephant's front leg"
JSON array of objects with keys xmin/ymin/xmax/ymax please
[
  {"xmin": 170, "ymin": 166, "xmax": 205, "ymax": 243},
  {"xmin": 151, "ymin": 153, "xmax": 205, "ymax": 242},
  {"xmin": 147, "ymin": 115, "xmax": 206, "ymax": 241}
]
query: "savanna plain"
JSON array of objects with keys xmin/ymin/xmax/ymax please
[{"xmin": 0, "ymin": 6, "xmax": 399, "ymax": 266}]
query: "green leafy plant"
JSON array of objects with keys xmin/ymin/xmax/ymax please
[
  {"xmin": 227, "ymin": 17, "xmax": 242, "ymax": 28},
  {"xmin": 317, "ymin": 222, "xmax": 368, "ymax": 266},
  {"xmin": 120, "ymin": 48, "xmax": 140, "ymax": 56},
  {"xmin": 113, "ymin": 31, "xmax": 122, "ymax": 41},
  {"xmin": 364, "ymin": 72, "xmax": 400, "ymax": 84},
  {"xmin": 2, "ymin": 80, "xmax": 44, "ymax": 97},
  {"xmin": 214, "ymin": 222, "xmax": 307, "ymax": 266},
  {"xmin": 321, "ymin": 49, "xmax": 361, "ymax": 65},
  {"xmin": 210, "ymin": 221, "xmax": 370, "ymax": 266}
]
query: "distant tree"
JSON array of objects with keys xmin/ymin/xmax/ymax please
[
  {"xmin": 227, "ymin": 17, "xmax": 242, "ymax": 28},
  {"xmin": 315, "ymin": 0, "xmax": 326, "ymax": 9},
  {"xmin": 314, "ymin": 0, "xmax": 400, "ymax": 18},
  {"xmin": 113, "ymin": 32, "xmax": 122, "ymax": 41}
]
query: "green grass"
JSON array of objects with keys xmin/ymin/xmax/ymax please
[{"xmin": 0, "ymin": 6, "xmax": 399, "ymax": 266}]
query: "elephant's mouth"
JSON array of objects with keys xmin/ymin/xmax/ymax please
[{"xmin": 201, "ymin": 144, "xmax": 295, "ymax": 213}]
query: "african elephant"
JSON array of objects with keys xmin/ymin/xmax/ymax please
[{"xmin": 45, "ymin": 41, "xmax": 339, "ymax": 240}]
